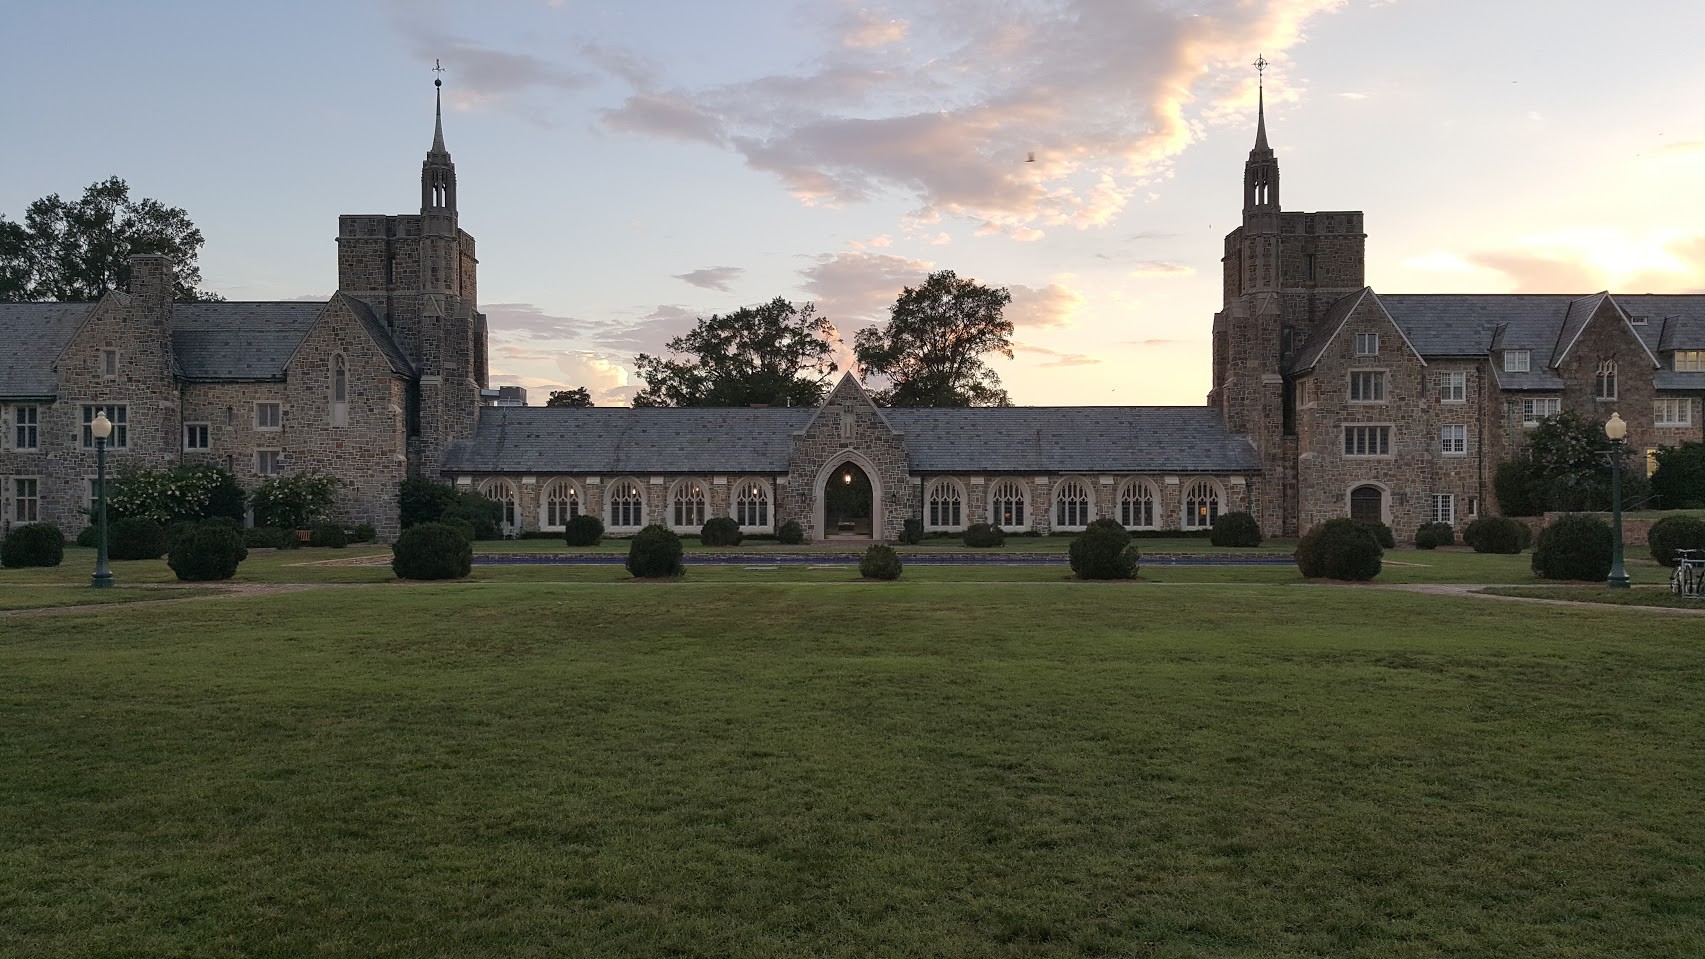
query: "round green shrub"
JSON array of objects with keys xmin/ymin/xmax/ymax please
[
  {"xmin": 168, "ymin": 524, "xmax": 248, "ymax": 581},
  {"xmin": 109, "ymin": 517, "xmax": 168, "ymax": 561},
  {"xmin": 1413, "ymin": 522, "xmax": 1456, "ymax": 550},
  {"xmin": 309, "ymin": 523, "xmax": 349, "ymax": 548},
  {"xmin": 1085, "ymin": 517, "xmax": 1129, "ymax": 537},
  {"xmin": 1648, "ymin": 515, "xmax": 1705, "ymax": 568},
  {"xmin": 776, "ymin": 520, "xmax": 805, "ymax": 545},
  {"xmin": 626, "ymin": 524, "xmax": 684, "ymax": 579},
  {"xmin": 351, "ymin": 523, "xmax": 377, "ymax": 543},
  {"xmin": 1296, "ymin": 519, "xmax": 1383, "ymax": 581},
  {"xmin": 1353, "ymin": 520, "xmax": 1396, "ymax": 550},
  {"xmin": 1532, "ymin": 514, "xmax": 1613, "ymax": 581},
  {"xmin": 1463, "ymin": 517, "xmax": 1530, "ymax": 554},
  {"xmin": 1210, "ymin": 511, "xmax": 1263, "ymax": 547},
  {"xmin": 563, "ymin": 514, "xmax": 605, "ymax": 547},
  {"xmin": 242, "ymin": 526, "xmax": 293, "ymax": 550},
  {"xmin": 700, "ymin": 516, "xmax": 743, "ymax": 547},
  {"xmin": 76, "ymin": 526, "xmax": 99, "ymax": 548},
  {"xmin": 2, "ymin": 523, "xmax": 65, "ymax": 568},
  {"xmin": 899, "ymin": 518, "xmax": 925, "ymax": 545},
  {"xmin": 391, "ymin": 522, "xmax": 473, "ymax": 580},
  {"xmin": 963, "ymin": 523, "xmax": 1005, "ymax": 548},
  {"xmin": 859, "ymin": 544, "xmax": 903, "ymax": 580},
  {"xmin": 1069, "ymin": 524, "xmax": 1140, "ymax": 580}
]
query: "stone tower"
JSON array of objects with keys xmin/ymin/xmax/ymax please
[
  {"xmin": 1209, "ymin": 70, "xmax": 1367, "ymax": 534},
  {"xmin": 335, "ymin": 78, "xmax": 488, "ymax": 476}
]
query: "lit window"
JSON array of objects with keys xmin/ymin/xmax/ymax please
[
  {"xmin": 1504, "ymin": 350, "xmax": 1531, "ymax": 373},
  {"xmin": 1655, "ymin": 398, "xmax": 1693, "ymax": 427},
  {"xmin": 1676, "ymin": 351, "xmax": 1705, "ymax": 372},
  {"xmin": 1519, "ymin": 397, "xmax": 1561, "ymax": 427},
  {"xmin": 1354, "ymin": 333, "xmax": 1379, "ymax": 356},
  {"xmin": 483, "ymin": 479, "xmax": 518, "ymax": 530},
  {"xmin": 1349, "ymin": 371, "xmax": 1386, "ymax": 402},
  {"xmin": 926, "ymin": 479, "xmax": 964, "ymax": 530},
  {"xmin": 1054, "ymin": 479, "xmax": 1091, "ymax": 529},
  {"xmin": 13, "ymin": 405, "xmax": 38, "ymax": 450},
  {"xmin": 1439, "ymin": 372, "xmax": 1466, "ymax": 403},
  {"xmin": 184, "ymin": 423, "xmax": 210, "ymax": 450},
  {"xmin": 1119, "ymin": 480, "xmax": 1157, "ymax": 530},
  {"xmin": 13, "ymin": 477, "xmax": 39, "ymax": 522},
  {"xmin": 81, "ymin": 404, "xmax": 128, "ymax": 449},
  {"xmin": 734, "ymin": 481, "xmax": 770, "ymax": 528},
  {"xmin": 542, "ymin": 479, "xmax": 582, "ymax": 529},
  {"xmin": 1431, "ymin": 493, "xmax": 1455, "ymax": 525},
  {"xmin": 1594, "ymin": 359, "xmax": 1617, "ymax": 401},
  {"xmin": 671, "ymin": 481, "xmax": 706, "ymax": 529},
  {"xmin": 608, "ymin": 480, "xmax": 644, "ymax": 528},
  {"xmin": 256, "ymin": 450, "xmax": 283, "ymax": 475},
  {"xmin": 1183, "ymin": 480, "xmax": 1221, "ymax": 528},
  {"xmin": 989, "ymin": 479, "xmax": 1028, "ymax": 531},
  {"xmin": 1441, "ymin": 424, "xmax": 1467, "ymax": 456},
  {"xmin": 256, "ymin": 402, "xmax": 282, "ymax": 430},
  {"xmin": 1343, "ymin": 425, "xmax": 1392, "ymax": 457}
]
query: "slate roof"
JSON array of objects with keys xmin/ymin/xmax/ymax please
[
  {"xmin": 0, "ymin": 303, "xmax": 90, "ymax": 397},
  {"xmin": 340, "ymin": 296, "xmax": 416, "ymax": 377},
  {"xmin": 441, "ymin": 406, "xmax": 1263, "ymax": 475},
  {"xmin": 170, "ymin": 301, "xmax": 326, "ymax": 380}
]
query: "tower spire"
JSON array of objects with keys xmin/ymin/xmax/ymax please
[
  {"xmin": 1253, "ymin": 55, "xmax": 1269, "ymax": 150},
  {"xmin": 1242, "ymin": 54, "xmax": 1279, "ymax": 215},
  {"xmin": 431, "ymin": 59, "xmax": 448, "ymax": 154},
  {"xmin": 422, "ymin": 60, "xmax": 457, "ymax": 217}
]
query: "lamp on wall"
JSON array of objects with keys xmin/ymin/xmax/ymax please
[
  {"xmin": 843, "ymin": 472, "xmax": 852, "ymax": 485},
  {"xmin": 90, "ymin": 411, "xmax": 113, "ymax": 589}
]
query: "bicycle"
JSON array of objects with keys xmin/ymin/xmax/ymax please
[{"xmin": 1673, "ymin": 549, "xmax": 1705, "ymax": 599}]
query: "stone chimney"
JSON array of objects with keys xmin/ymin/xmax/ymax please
[{"xmin": 126, "ymin": 254, "xmax": 175, "ymax": 301}]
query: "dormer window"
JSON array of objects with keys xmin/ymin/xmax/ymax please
[
  {"xmin": 1354, "ymin": 333, "xmax": 1379, "ymax": 356},
  {"xmin": 1677, "ymin": 351, "xmax": 1704, "ymax": 373},
  {"xmin": 1594, "ymin": 359, "xmax": 1617, "ymax": 401},
  {"xmin": 1504, "ymin": 350, "xmax": 1531, "ymax": 373},
  {"xmin": 1630, "ymin": 314, "xmax": 1648, "ymax": 326}
]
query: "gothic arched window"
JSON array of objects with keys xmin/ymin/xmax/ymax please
[
  {"xmin": 1054, "ymin": 478, "xmax": 1092, "ymax": 529},
  {"xmin": 671, "ymin": 480, "xmax": 707, "ymax": 530},
  {"xmin": 608, "ymin": 480, "xmax": 645, "ymax": 529},
  {"xmin": 1183, "ymin": 479, "xmax": 1222, "ymax": 529},
  {"xmin": 481, "ymin": 479, "xmax": 518, "ymax": 531},
  {"xmin": 1595, "ymin": 359, "xmax": 1617, "ymax": 401},
  {"xmin": 925, "ymin": 479, "xmax": 964, "ymax": 530},
  {"xmin": 1119, "ymin": 479, "xmax": 1158, "ymax": 530},
  {"xmin": 989, "ymin": 479, "xmax": 1029, "ymax": 532},
  {"xmin": 541, "ymin": 479, "xmax": 582, "ymax": 529},
  {"xmin": 331, "ymin": 354, "xmax": 348, "ymax": 427},
  {"xmin": 733, "ymin": 479, "xmax": 771, "ymax": 529}
]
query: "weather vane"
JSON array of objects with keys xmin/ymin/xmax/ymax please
[
  {"xmin": 1254, "ymin": 55, "xmax": 1268, "ymax": 81},
  {"xmin": 433, "ymin": 58, "xmax": 445, "ymax": 87}
]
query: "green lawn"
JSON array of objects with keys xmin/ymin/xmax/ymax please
[
  {"xmin": 1482, "ymin": 585, "xmax": 1705, "ymax": 611},
  {"xmin": 0, "ymin": 585, "xmax": 220, "ymax": 611},
  {"xmin": 3, "ymin": 584, "xmax": 1703, "ymax": 957}
]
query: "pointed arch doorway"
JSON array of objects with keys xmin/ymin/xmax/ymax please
[{"xmin": 821, "ymin": 459, "xmax": 875, "ymax": 539}]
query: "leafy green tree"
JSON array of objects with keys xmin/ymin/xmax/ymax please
[
  {"xmin": 853, "ymin": 270, "xmax": 1014, "ymax": 407},
  {"xmin": 1522, "ymin": 410, "xmax": 1650, "ymax": 512},
  {"xmin": 632, "ymin": 297, "xmax": 837, "ymax": 407},
  {"xmin": 0, "ymin": 177, "xmax": 219, "ymax": 302},
  {"xmin": 1651, "ymin": 441, "xmax": 1705, "ymax": 509},
  {"xmin": 545, "ymin": 387, "xmax": 594, "ymax": 407}
]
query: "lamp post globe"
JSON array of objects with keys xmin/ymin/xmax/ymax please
[
  {"xmin": 90, "ymin": 411, "xmax": 114, "ymax": 589},
  {"xmin": 1604, "ymin": 412, "xmax": 1630, "ymax": 590}
]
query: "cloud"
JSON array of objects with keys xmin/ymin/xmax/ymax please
[
  {"xmin": 601, "ymin": 93, "xmax": 727, "ymax": 146},
  {"xmin": 555, "ymin": 351, "xmax": 633, "ymax": 405},
  {"xmin": 1654, "ymin": 140, "xmax": 1705, "ymax": 157},
  {"xmin": 673, "ymin": 266, "xmax": 745, "ymax": 292},
  {"xmin": 483, "ymin": 302, "xmax": 600, "ymax": 341},
  {"xmin": 1336, "ymin": 92, "xmax": 1369, "ymax": 100},
  {"xmin": 799, "ymin": 251, "xmax": 933, "ymax": 325},
  {"xmin": 1466, "ymin": 252, "xmax": 1601, "ymax": 293},
  {"xmin": 1129, "ymin": 261, "xmax": 1194, "ymax": 277},
  {"xmin": 840, "ymin": 8, "xmax": 910, "ymax": 48},
  {"xmin": 1459, "ymin": 230, "xmax": 1705, "ymax": 294},
  {"xmin": 1007, "ymin": 281, "xmax": 1086, "ymax": 329},
  {"xmin": 1019, "ymin": 343, "xmax": 1102, "ymax": 367},
  {"xmin": 1403, "ymin": 252, "xmax": 1477, "ymax": 273},
  {"xmin": 1122, "ymin": 337, "xmax": 1190, "ymax": 348},
  {"xmin": 383, "ymin": 3, "xmax": 594, "ymax": 104}
]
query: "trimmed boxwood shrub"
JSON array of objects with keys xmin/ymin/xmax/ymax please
[
  {"xmin": 859, "ymin": 544, "xmax": 903, "ymax": 580},
  {"xmin": 563, "ymin": 514, "xmax": 605, "ymax": 547},
  {"xmin": 899, "ymin": 518, "xmax": 925, "ymax": 545},
  {"xmin": 243, "ymin": 526, "xmax": 294, "ymax": 550},
  {"xmin": 2, "ymin": 523, "xmax": 65, "ymax": 568},
  {"xmin": 776, "ymin": 520, "xmax": 805, "ymax": 545},
  {"xmin": 76, "ymin": 526, "xmax": 100, "ymax": 548},
  {"xmin": 1463, "ymin": 517, "xmax": 1530, "ymax": 554},
  {"xmin": 309, "ymin": 523, "xmax": 349, "ymax": 548},
  {"xmin": 963, "ymin": 523, "xmax": 1005, "ymax": 548},
  {"xmin": 627, "ymin": 524, "xmax": 684, "ymax": 579},
  {"xmin": 168, "ymin": 524, "xmax": 249, "ymax": 581},
  {"xmin": 391, "ymin": 522, "xmax": 473, "ymax": 580},
  {"xmin": 351, "ymin": 523, "xmax": 377, "ymax": 544},
  {"xmin": 700, "ymin": 516, "xmax": 743, "ymax": 547},
  {"xmin": 1648, "ymin": 515, "xmax": 1705, "ymax": 568},
  {"xmin": 442, "ymin": 493, "xmax": 503, "ymax": 540},
  {"xmin": 1353, "ymin": 520, "xmax": 1396, "ymax": 550},
  {"xmin": 1296, "ymin": 519, "xmax": 1383, "ymax": 581},
  {"xmin": 1532, "ymin": 514, "xmax": 1613, "ymax": 581},
  {"xmin": 109, "ymin": 517, "xmax": 168, "ymax": 561},
  {"xmin": 1210, "ymin": 511, "xmax": 1263, "ymax": 548},
  {"xmin": 399, "ymin": 478, "xmax": 460, "ymax": 529},
  {"xmin": 1413, "ymin": 522, "xmax": 1456, "ymax": 549},
  {"xmin": 1069, "ymin": 523, "xmax": 1140, "ymax": 580}
]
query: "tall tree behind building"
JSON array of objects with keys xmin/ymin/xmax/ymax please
[
  {"xmin": 546, "ymin": 388, "xmax": 594, "ymax": 407},
  {"xmin": 632, "ymin": 297, "xmax": 838, "ymax": 407},
  {"xmin": 854, "ymin": 270, "xmax": 1014, "ymax": 407},
  {"xmin": 0, "ymin": 176, "xmax": 219, "ymax": 302}
]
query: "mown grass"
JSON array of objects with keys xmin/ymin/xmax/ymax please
[
  {"xmin": 0, "ymin": 585, "xmax": 220, "ymax": 611},
  {"xmin": 3, "ymin": 584, "xmax": 1703, "ymax": 957},
  {"xmin": 1482, "ymin": 585, "xmax": 1705, "ymax": 611}
]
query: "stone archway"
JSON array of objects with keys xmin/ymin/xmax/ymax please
[
  {"xmin": 1349, "ymin": 484, "xmax": 1385, "ymax": 524},
  {"xmin": 811, "ymin": 450, "xmax": 885, "ymax": 542}
]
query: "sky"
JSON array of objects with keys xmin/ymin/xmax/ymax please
[{"xmin": 4, "ymin": 0, "xmax": 1703, "ymax": 407}]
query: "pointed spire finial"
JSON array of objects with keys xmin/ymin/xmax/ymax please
[
  {"xmin": 431, "ymin": 59, "xmax": 447, "ymax": 153},
  {"xmin": 1252, "ymin": 55, "xmax": 1269, "ymax": 151}
]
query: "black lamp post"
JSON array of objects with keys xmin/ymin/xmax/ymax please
[
  {"xmin": 1605, "ymin": 411, "xmax": 1630, "ymax": 590},
  {"xmin": 90, "ymin": 411, "xmax": 113, "ymax": 589}
]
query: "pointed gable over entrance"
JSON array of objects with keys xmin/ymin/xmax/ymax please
[{"xmin": 786, "ymin": 372, "xmax": 912, "ymax": 542}]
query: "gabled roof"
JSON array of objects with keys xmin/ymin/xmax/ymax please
[
  {"xmin": 794, "ymin": 371, "xmax": 897, "ymax": 436},
  {"xmin": 335, "ymin": 295, "xmax": 415, "ymax": 377},
  {"xmin": 170, "ymin": 301, "xmax": 325, "ymax": 381},
  {"xmin": 0, "ymin": 303, "xmax": 91, "ymax": 398},
  {"xmin": 1288, "ymin": 288, "xmax": 1370, "ymax": 374},
  {"xmin": 440, "ymin": 405, "xmax": 1263, "ymax": 476}
]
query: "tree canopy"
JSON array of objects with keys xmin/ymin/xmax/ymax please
[
  {"xmin": 545, "ymin": 388, "xmax": 594, "ymax": 408},
  {"xmin": 853, "ymin": 270, "xmax": 1014, "ymax": 407},
  {"xmin": 1496, "ymin": 410, "xmax": 1649, "ymax": 514},
  {"xmin": 632, "ymin": 297, "xmax": 838, "ymax": 408},
  {"xmin": 0, "ymin": 176, "xmax": 219, "ymax": 302}
]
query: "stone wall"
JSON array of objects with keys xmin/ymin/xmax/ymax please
[{"xmin": 784, "ymin": 376, "xmax": 913, "ymax": 542}]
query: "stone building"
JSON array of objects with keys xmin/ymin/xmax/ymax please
[
  {"xmin": 1211, "ymin": 87, "xmax": 1705, "ymax": 536},
  {"xmin": 0, "ymin": 87, "xmax": 486, "ymax": 539}
]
